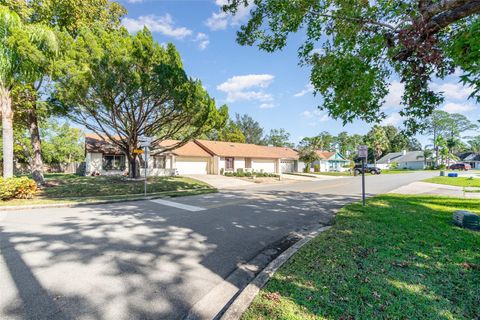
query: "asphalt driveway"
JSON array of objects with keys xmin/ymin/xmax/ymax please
[{"xmin": 0, "ymin": 171, "xmax": 436, "ymax": 320}]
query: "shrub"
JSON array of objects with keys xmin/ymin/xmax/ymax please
[
  {"xmin": 220, "ymin": 168, "xmax": 224, "ymax": 175},
  {"xmin": 390, "ymin": 161, "xmax": 398, "ymax": 169},
  {"xmin": 0, "ymin": 177, "xmax": 38, "ymax": 200},
  {"xmin": 438, "ymin": 164, "xmax": 446, "ymax": 170},
  {"xmin": 314, "ymin": 164, "xmax": 320, "ymax": 172},
  {"xmin": 303, "ymin": 165, "xmax": 310, "ymax": 173}
]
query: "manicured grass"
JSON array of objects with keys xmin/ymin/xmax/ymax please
[
  {"xmin": 243, "ymin": 194, "xmax": 480, "ymax": 320},
  {"xmin": 0, "ymin": 174, "xmax": 216, "ymax": 206},
  {"xmin": 424, "ymin": 176, "xmax": 480, "ymax": 188},
  {"xmin": 382, "ymin": 169, "xmax": 417, "ymax": 174}
]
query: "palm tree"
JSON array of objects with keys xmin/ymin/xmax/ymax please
[
  {"xmin": 0, "ymin": 6, "xmax": 58, "ymax": 180},
  {"xmin": 365, "ymin": 125, "xmax": 389, "ymax": 165}
]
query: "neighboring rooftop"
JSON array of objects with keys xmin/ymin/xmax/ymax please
[
  {"xmin": 378, "ymin": 151, "xmax": 424, "ymax": 164},
  {"xmin": 195, "ymin": 140, "xmax": 298, "ymax": 159},
  {"xmin": 458, "ymin": 152, "xmax": 480, "ymax": 162}
]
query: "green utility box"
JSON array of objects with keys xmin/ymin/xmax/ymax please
[{"xmin": 453, "ymin": 210, "xmax": 480, "ymax": 230}]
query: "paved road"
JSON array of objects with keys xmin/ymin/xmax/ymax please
[{"xmin": 0, "ymin": 172, "xmax": 436, "ymax": 320}]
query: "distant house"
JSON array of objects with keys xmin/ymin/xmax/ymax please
[
  {"xmin": 377, "ymin": 150, "xmax": 428, "ymax": 170},
  {"xmin": 84, "ymin": 134, "xmax": 300, "ymax": 176},
  {"xmin": 308, "ymin": 151, "xmax": 350, "ymax": 172},
  {"xmin": 457, "ymin": 152, "xmax": 480, "ymax": 169}
]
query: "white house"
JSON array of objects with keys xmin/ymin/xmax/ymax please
[
  {"xmin": 84, "ymin": 134, "xmax": 301, "ymax": 176},
  {"xmin": 377, "ymin": 150, "xmax": 427, "ymax": 170}
]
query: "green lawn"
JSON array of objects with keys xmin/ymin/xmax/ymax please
[
  {"xmin": 243, "ymin": 195, "xmax": 480, "ymax": 320},
  {"xmin": 1, "ymin": 174, "xmax": 216, "ymax": 206},
  {"xmin": 424, "ymin": 176, "xmax": 480, "ymax": 188}
]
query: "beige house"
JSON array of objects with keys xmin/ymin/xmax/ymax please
[{"xmin": 84, "ymin": 134, "xmax": 300, "ymax": 176}]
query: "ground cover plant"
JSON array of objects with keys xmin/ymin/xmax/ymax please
[{"xmin": 243, "ymin": 194, "xmax": 480, "ymax": 320}]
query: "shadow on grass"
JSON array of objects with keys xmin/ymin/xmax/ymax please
[{"xmin": 244, "ymin": 194, "xmax": 480, "ymax": 320}]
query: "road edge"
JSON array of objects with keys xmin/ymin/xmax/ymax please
[
  {"xmin": 218, "ymin": 225, "xmax": 331, "ymax": 320},
  {"xmin": 0, "ymin": 188, "xmax": 217, "ymax": 211}
]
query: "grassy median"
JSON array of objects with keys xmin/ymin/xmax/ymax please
[
  {"xmin": 243, "ymin": 195, "xmax": 480, "ymax": 320},
  {"xmin": 1, "ymin": 174, "xmax": 216, "ymax": 206},
  {"xmin": 424, "ymin": 176, "xmax": 480, "ymax": 188}
]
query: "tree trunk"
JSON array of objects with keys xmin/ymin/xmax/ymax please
[
  {"xmin": 128, "ymin": 154, "xmax": 137, "ymax": 178},
  {"xmin": 27, "ymin": 107, "xmax": 45, "ymax": 185},
  {"xmin": 1, "ymin": 86, "xmax": 14, "ymax": 178}
]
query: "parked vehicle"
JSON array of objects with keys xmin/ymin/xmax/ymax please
[
  {"xmin": 353, "ymin": 164, "xmax": 381, "ymax": 175},
  {"xmin": 448, "ymin": 163, "xmax": 471, "ymax": 171}
]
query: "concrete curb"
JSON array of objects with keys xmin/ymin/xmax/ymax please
[
  {"xmin": 218, "ymin": 225, "xmax": 331, "ymax": 320},
  {"xmin": 0, "ymin": 188, "xmax": 217, "ymax": 211}
]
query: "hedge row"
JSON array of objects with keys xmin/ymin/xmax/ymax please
[{"xmin": 0, "ymin": 177, "xmax": 38, "ymax": 200}]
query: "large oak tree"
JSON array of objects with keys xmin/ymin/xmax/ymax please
[
  {"xmin": 224, "ymin": 0, "xmax": 480, "ymax": 132},
  {"xmin": 53, "ymin": 27, "xmax": 227, "ymax": 178}
]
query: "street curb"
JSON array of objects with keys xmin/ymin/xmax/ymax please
[
  {"xmin": 218, "ymin": 225, "xmax": 331, "ymax": 320},
  {"xmin": 0, "ymin": 188, "xmax": 217, "ymax": 211}
]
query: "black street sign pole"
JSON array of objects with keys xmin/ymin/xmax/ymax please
[{"xmin": 361, "ymin": 158, "xmax": 366, "ymax": 206}]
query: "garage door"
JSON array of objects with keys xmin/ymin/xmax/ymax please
[
  {"xmin": 175, "ymin": 157, "xmax": 209, "ymax": 175},
  {"xmin": 281, "ymin": 160, "xmax": 294, "ymax": 173},
  {"xmin": 252, "ymin": 159, "xmax": 276, "ymax": 173}
]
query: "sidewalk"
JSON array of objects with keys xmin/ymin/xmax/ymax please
[{"xmin": 389, "ymin": 181, "xmax": 480, "ymax": 198}]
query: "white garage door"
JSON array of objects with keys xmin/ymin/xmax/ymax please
[
  {"xmin": 281, "ymin": 160, "xmax": 294, "ymax": 173},
  {"xmin": 252, "ymin": 159, "xmax": 276, "ymax": 173},
  {"xmin": 175, "ymin": 157, "xmax": 209, "ymax": 175}
]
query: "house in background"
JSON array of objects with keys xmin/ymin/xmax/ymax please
[
  {"xmin": 308, "ymin": 151, "xmax": 350, "ymax": 172},
  {"xmin": 457, "ymin": 152, "xmax": 480, "ymax": 169},
  {"xmin": 84, "ymin": 134, "xmax": 301, "ymax": 176},
  {"xmin": 377, "ymin": 150, "xmax": 428, "ymax": 170}
]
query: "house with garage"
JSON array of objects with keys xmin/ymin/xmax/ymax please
[
  {"xmin": 194, "ymin": 140, "xmax": 300, "ymax": 174},
  {"xmin": 84, "ymin": 134, "xmax": 301, "ymax": 176},
  {"xmin": 457, "ymin": 152, "xmax": 480, "ymax": 169},
  {"xmin": 377, "ymin": 150, "xmax": 428, "ymax": 170},
  {"xmin": 307, "ymin": 150, "xmax": 351, "ymax": 172}
]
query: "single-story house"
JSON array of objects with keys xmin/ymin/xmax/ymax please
[
  {"xmin": 84, "ymin": 134, "xmax": 301, "ymax": 176},
  {"xmin": 377, "ymin": 150, "xmax": 428, "ymax": 170},
  {"xmin": 308, "ymin": 151, "xmax": 351, "ymax": 172},
  {"xmin": 457, "ymin": 152, "xmax": 480, "ymax": 169}
]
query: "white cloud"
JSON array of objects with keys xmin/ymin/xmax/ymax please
[
  {"xmin": 382, "ymin": 112, "xmax": 404, "ymax": 126},
  {"xmin": 383, "ymin": 81, "xmax": 404, "ymax": 109},
  {"xmin": 194, "ymin": 33, "xmax": 209, "ymax": 50},
  {"xmin": 431, "ymin": 82, "xmax": 474, "ymax": 101},
  {"xmin": 123, "ymin": 14, "xmax": 192, "ymax": 39},
  {"xmin": 205, "ymin": 1, "xmax": 253, "ymax": 31},
  {"xmin": 217, "ymin": 74, "xmax": 274, "ymax": 103},
  {"xmin": 441, "ymin": 102, "xmax": 476, "ymax": 113},
  {"xmin": 205, "ymin": 11, "xmax": 229, "ymax": 30},
  {"xmin": 259, "ymin": 103, "xmax": 274, "ymax": 109},
  {"xmin": 127, "ymin": 0, "xmax": 143, "ymax": 3},
  {"xmin": 301, "ymin": 109, "xmax": 329, "ymax": 123},
  {"xmin": 294, "ymin": 84, "xmax": 314, "ymax": 97}
]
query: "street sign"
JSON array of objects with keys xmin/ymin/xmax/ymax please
[
  {"xmin": 357, "ymin": 145, "xmax": 368, "ymax": 158},
  {"xmin": 133, "ymin": 149, "xmax": 144, "ymax": 154}
]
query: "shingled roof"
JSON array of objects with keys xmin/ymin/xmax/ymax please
[{"xmin": 195, "ymin": 140, "xmax": 299, "ymax": 159}]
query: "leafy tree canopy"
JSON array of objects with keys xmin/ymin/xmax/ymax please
[
  {"xmin": 264, "ymin": 128, "xmax": 294, "ymax": 148},
  {"xmin": 234, "ymin": 113, "xmax": 265, "ymax": 144},
  {"xmin": 224, "ymin": 0, "xmax": 480, "ymax": 132},
  {"xmin": 52, "ymin": 27, "xmax": 227, "ymax": 177}
]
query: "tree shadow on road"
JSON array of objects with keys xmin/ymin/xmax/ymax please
[{"xmin": 0, "ymin": 191, "xmax": 359, "ymax": 319}]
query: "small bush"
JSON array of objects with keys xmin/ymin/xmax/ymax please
[
  {"xmin": 314, "ymin": 164, "xmax": 320, "ymax": 172},
  {"xmin": 438, "ymin": 164, "xmax": 446, "ymax": 170},
  {"xmin": 390, "ymin": 161, "xmax": 398, "ymax": 169},
  {"xmin": 0, "ymin": 177, "xmax": 38, "ymax": 200},
  {"xmin": 303, "ymin": 165, "xmax": 310, "ymax": 173}
]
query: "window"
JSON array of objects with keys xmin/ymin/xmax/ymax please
[
  {"xmin": 103, "ymin": 155, "xmax": 125, "ymax": 171},
  {"xmin": 225, "ymin": 157, "xmax": 234, "ymax": 170},
  {"xmin": 154, "ymin": 156, "xmax": 166, "ymax": 169}
]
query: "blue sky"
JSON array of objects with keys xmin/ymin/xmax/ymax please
[{"xmin": 118, "ymin": 0, "xmax": 480, "ymax": 147}]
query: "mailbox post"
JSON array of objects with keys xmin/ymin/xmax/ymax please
[{"xmin": 357, "ymin": 145, "xmax": 368, "ymax": 206}]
